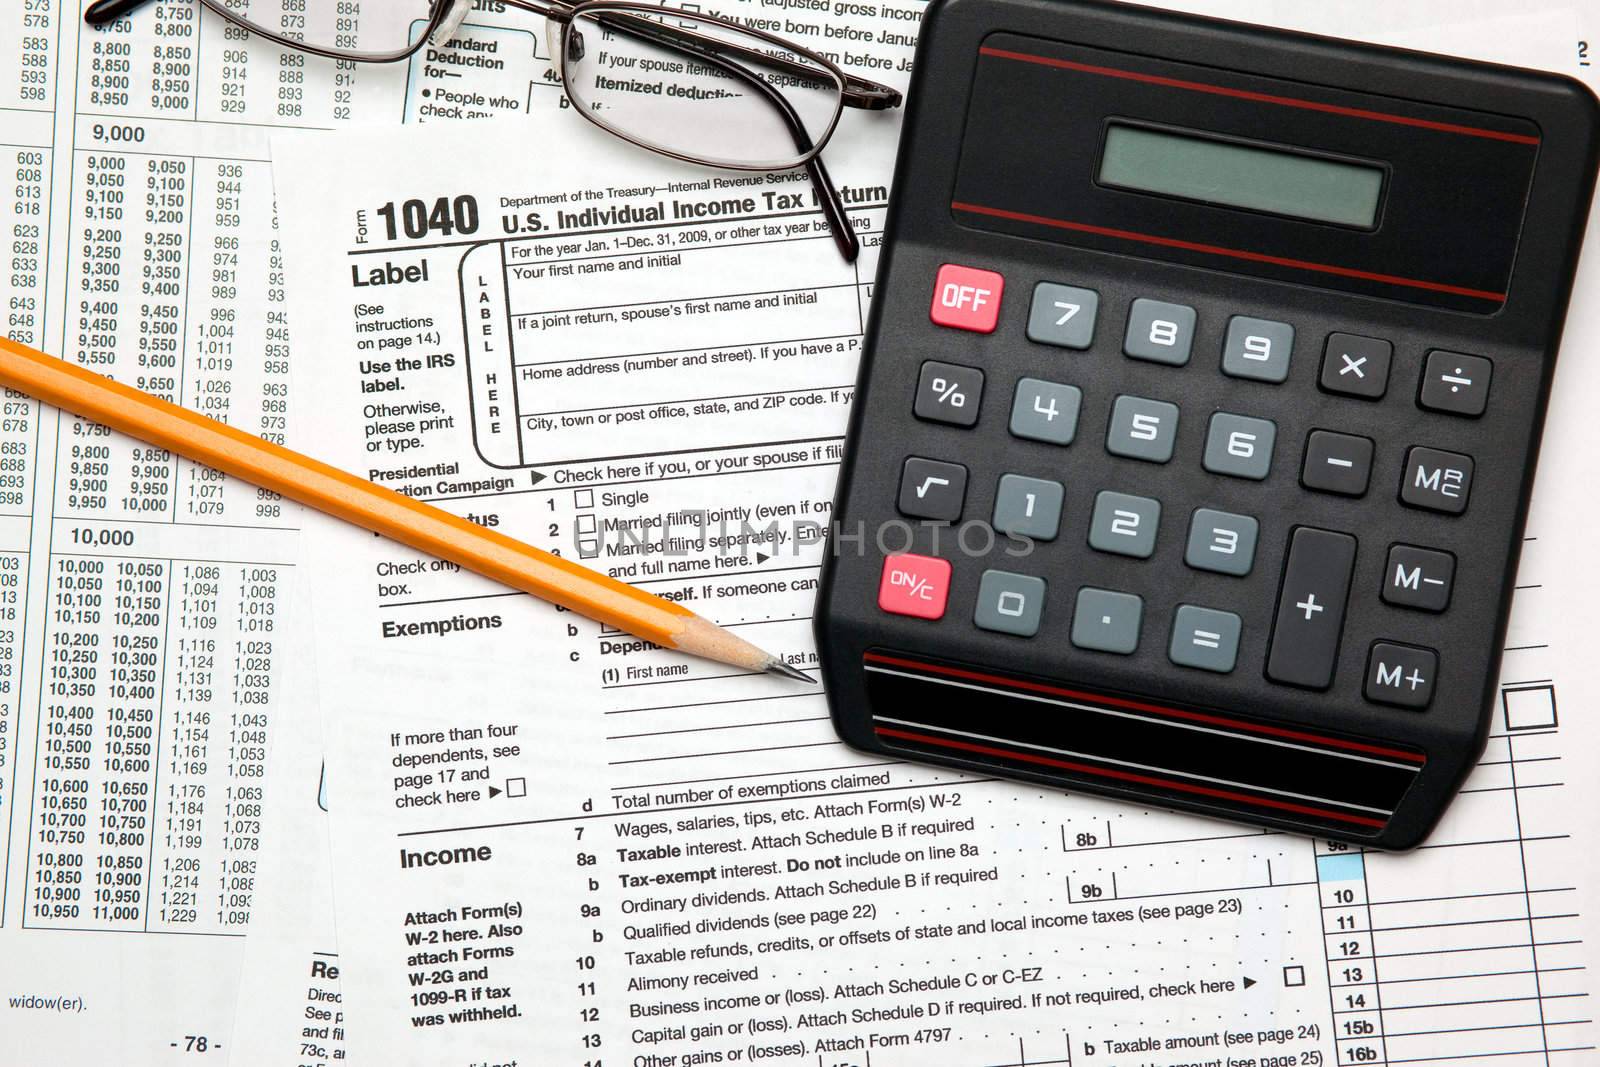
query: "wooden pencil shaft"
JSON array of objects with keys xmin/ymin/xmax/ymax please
[{"xmin": 0, "ymin": 338, "xmax": 694, "ymax": 647}]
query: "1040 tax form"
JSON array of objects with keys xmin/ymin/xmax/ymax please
[
  {"xmin": 263, "ymin": 5, "xmax": 1600, "ymax": 1064},
  {"xmin": 0, "ymin": 0, "xmax": 597, "ymax": 1060}
]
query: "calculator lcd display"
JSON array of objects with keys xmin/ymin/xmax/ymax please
[{"xmin": 1099, "ymin": 124, "xmax": 1384, "ymax": 228}]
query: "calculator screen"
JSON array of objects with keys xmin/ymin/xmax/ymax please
[
  {"xmin": 1097, "ymin": 123, "xmax": 1386, "ymax": 229},
  {"xmin": 952, "ymin": 33, "xmax": 1542, "ymax": 314}
]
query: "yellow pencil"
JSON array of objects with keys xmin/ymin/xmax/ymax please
[{"xmin": 0, "ymin": 336, "xmax": 813, "ymax": 683}]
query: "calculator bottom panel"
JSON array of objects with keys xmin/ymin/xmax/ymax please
[{"xmin": 855, "ymin": 650, "xmax": 1424, "ymax": 838}]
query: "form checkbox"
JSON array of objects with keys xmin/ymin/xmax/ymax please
[
  {"xmin": 1503, "ymin": 684, "xmax": 1557, "ymax": 731},
  {"xmin": 1283, "ymin": 965, "xmax": 1305, "ymax": 987},
  {"xmin": 575, "ymin": 514, "xmax": 597, "ymax": 535},
  {"xmin": 574, "ymin": 489, "xmax": 595, "ymax": 508},
  {"xmin": 506, "ymin": 777, "xmax": 527, "ymax": 799}
]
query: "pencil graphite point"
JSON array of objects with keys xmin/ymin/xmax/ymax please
[{"xmin": 764, "ymin": 660, "xmax": 817, "ymax": 684}]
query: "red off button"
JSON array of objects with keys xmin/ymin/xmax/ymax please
[
  {"xmin": 930, "ymin": 264, "xmax": 1003, "ymax": 333},
  {"xmin": 878, "ymin": 553, "xmax": 951, "ymax": 620}
]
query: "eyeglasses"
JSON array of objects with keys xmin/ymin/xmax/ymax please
[{"xmin": 85, "ymin": 0, "xmax": 903, "ymax": 261}]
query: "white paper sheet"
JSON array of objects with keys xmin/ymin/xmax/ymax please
[
  {"xmin": 269, "ymin": 3, "xmax": 1600, "ymax": 1065},
  {"xmin": 0, "ymin": 1, "xmax": 571, "ymax": 1060}
]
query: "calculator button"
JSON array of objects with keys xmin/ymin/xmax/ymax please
[
  {"xmin": 1124, "ymin": 298, "xmax": 1196, "ymax": 365},
  {"xmin": 930, "ymin": 264, "xmax": 1003, "ymax": 333},
  {"xmin": 1071, "ymin": 588, "xmax": 1143, "ymax": 654},
  {"xmin": 992, "ymin": 474, "xmax": 1064, "ymax": 541},
  {"xmin": 914, "ymin": 361, "xmax": 983, "ymax": 427},
  {"xmin": 1320, "ymin": 333, "xmax": 1392, "ymax": 399},
  {"xmin": 1185, "ymin": 508, "xmax": 1258, "ymax": 576},
  {"xmin": 1267, "ymin": 527, "xmax": 1356, "ymax": 690},
  {"xmin": 1221, "ymin": 316, "xmax": 1295, "ymax": 383},
  {"xmin": 1010, "ymin": 378, "xmax": 1082, "ymax": 445},
  {"xmin": 1169, "ymin": 605, "xmax": 1242, "ymax": 674},
  {"xmin": 1088, "ymin": 491, "xmax": 1161, "ymax": 558},
  {"xmin": 1106, "ymin": 395, "xmax": 1179, "ymax": 463},
  {"xmin": 1301, "ymin": 430, "xmax": 1374, "ymax": 497},
  {"xmin": 1365, "ymin": 642, "xmax": 1438, "ymax": 709},
  {"xmin": 974, "ymin": 570, "xmax": 1047, "ymax": 637},
  {"xmin": 898, "ymin": 458, "xmax": 967, "ymax": 521},
  {"xmin": 1419, "ymin": 350, "xmax": 1492, "ymax": 417},
  {"xmin": 1382, "ymin": 545, "xmax": 1455, "ymax": 612},
  {"xmin": 878, "ymin": 553, "xmax": 951, "ymax": 620},
  {"xmin": 1401, "ymin": 447, "xmax": 1474, "ymax": 514},
  {"xmin": 1203, "ymin": 413, "xmax": 1276, "ymax": 480},
  {"xmin": 1026, "ymin": 283, "xmax": 1098, "ymax": 349}
]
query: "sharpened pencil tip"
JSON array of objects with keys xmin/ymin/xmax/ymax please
[{"xmin": 765, "ymin": 660, "xmax": 817, "ymax": 684}]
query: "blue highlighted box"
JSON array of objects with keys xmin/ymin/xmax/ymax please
[{"xmin": 1316, "ymin": 853, "xmax": 1366, "ymax": 882}]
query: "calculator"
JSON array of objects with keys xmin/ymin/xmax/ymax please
[{"xmin": 814, "ymin": 0, "xmax": 1600, "ymax": 848}]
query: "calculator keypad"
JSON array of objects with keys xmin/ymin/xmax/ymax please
[
  {"xmin": 1107, "ymin": 395, "xmax": 1179, "ymax": 462},
  {"xmin": 929, "ymin": 264, "xmax": 1004, "ymax": 332},
  {"xmin": 878, "ymin": 553, "xmax": 951, "ymax": 620},
  {"xmin": 1301, "ymin": 430, "xmax": 1374, "ymax": 496},
  {"xmin": 1202, "ymin": 413, "xmax": 1276, "ymax": 480},
  {"xmin": 897, "ymin": 457, "xmax": 967, "ymax": 521},
  {"xmin": 992, "ymin": 474, "xmax": 1064, "ymax": 541},
  {"xmin": 1401, "ymin": 447, "xmax": 1474, "ymax": 514},
  {"xmin": 897, "ymin": 264, "xmax": 1488, "ymax": 714},
  {"xmin": 1221, "ymin": 316, "xmax": 1295, "ymax": 382},
  {"xmin": 1124, "ymin": 298, "xmax": 1196, "ymax": 364},
  {"xmin": 1185, "ymin": 509, "xmax": 1258, "ymax": 576},
  {"xmin": 1365, "ymin": 643, "xmax": 1438, "ymax": 709},
  {"xmin": 1026, "ymin": 283, "xmax": 1098, "ymax": 349},
  {"xmin": 974, "ymin": 570, "xmax": 1047, "ymax": 636},
  {"xmin": 1009, "ymin": 378, "xmax": 1081, "ymax": 444},
  {"xmin": 1267, "ymin": 528, "xmax": 1357, "ymax": 689},
  {"xmin": 1320, "ymin": 333, "xmax": 1392, "ymax": 398},
  {"xmin": 1419, "ymin": 350, "xmax": 1492, "ymax": 416},
  {"xmin": 914, "ymin": 360, "xmax": 983, "ymax": 426},
  {"xmin": 1072, "ymin": 588, "xmax": 1143, "ymax": 654},
  {"xmin": 1382, "ymin": 545, "xmax": 1455, "ymax": 612},
  {"xmin": 1169, "ymin": 605, "xmax": 1243, "ymax": 673},
  {"xmin": 1088, "ymin": 491, "xmax": 1160, "ymax": 558}
]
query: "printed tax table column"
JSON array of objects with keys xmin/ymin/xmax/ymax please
[
  {"xmin": 0, "ymin": 0, "xmax": 57, "ymax": 921},
  {"xmin": 21, "ymin": 4, "xmax": 294, "ymax": 936},
  {"xmin": 24, "ymin": 522, "xmax": 293, "ymax": 936}
]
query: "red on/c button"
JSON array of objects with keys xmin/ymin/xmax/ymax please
[
  {"xmin": 879, "ymin": 553, "xmax": 951, "ymax": 620},
  {"xmin": 930, "ymin": 263, "xmax": 1004, "ymax": 333}
]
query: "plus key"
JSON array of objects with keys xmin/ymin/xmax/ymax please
[{"xmin": 1267, "ymin": 528, "xmax": 1358, "ymax": 689}]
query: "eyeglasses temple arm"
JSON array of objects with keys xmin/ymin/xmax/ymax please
[
  {"xmin": 504, "ymin": 0, "xmax": 579, "ymax": 20},
  {"xmin": 804, "ymin": 154, "xmax": 860, "ymax": 261},
  {"xmin": 507, "ymin": 0, "xmax": 901, "ymax": 110},
  {"xmin": 583, "ymin": 13, "xmax": 859, "ymax": 260},
  {"xmin": 695, "ymin": 56, "xmax": 860, "ymax": 260},
  {"xmin": 84, "ymin": 0, "xmax": 159, "ymax": 25},
  {"xmin": 638, "ymin": 16, "xmax": 900, "ymax": 110}
]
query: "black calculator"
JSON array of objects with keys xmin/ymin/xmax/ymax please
[{"xmin": 815, "ymin": 0, "xmax": 1600, "ymax": 848}]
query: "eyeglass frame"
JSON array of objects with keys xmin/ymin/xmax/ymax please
[{"xmin": 85, "ymin": 0, "xmax": 903, "ymax": 261}]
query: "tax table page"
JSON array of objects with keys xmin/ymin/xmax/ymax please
[
  {"xmin": 0, "ymin": 0, "xmax": 607, "ymax": 1061},
  {"xmin": 268, "ymin": 6, "xmax": 1600, "ymax": 1064}
]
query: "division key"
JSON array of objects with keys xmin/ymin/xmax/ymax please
[{"xmin": 1267, "ymin": 528, "xmax": 1357, "ymax": 689}]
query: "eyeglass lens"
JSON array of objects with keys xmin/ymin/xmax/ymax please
[{"xmin": 205, "ymin": 0, "xmax": 436, "ymax": 60}]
